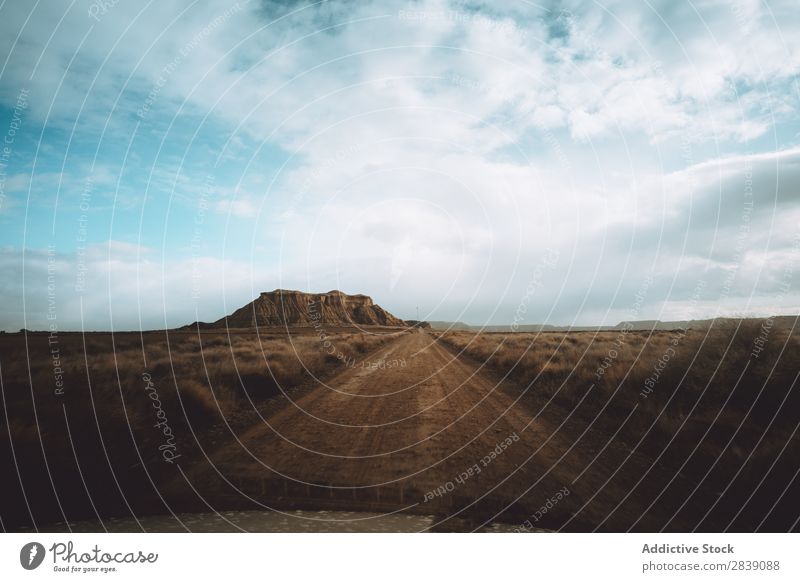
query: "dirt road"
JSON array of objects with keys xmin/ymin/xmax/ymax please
[{"xmin": 173, "ymin": 330, "xmax": 696, "ymax": 531}]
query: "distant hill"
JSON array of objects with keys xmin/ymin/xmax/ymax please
[
  {"xmin": 616, "ymin": 316, "xmax": 799, "ymax": 331},
  {"xmin": 185, "ymin": 289, "xmax": 406, "ymax": 329},
  {"xmin": 429, "ymin": 315, "xmax": 799, "ymax": 333},
  {"xmin": 426, "ymin": 321, "xmax": 473, "ymax": 331}
]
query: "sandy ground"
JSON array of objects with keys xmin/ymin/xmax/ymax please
[
  {"xmin": 167, "ymin": 329, "xmax": 700, "ymax": 532},
  {"xmin": 5, "ymin": 325, "xmax": 794, "ymax": 531},
  {"xmin": 24, "ymin": 509, "xmax": 539, "ymax": 533}
]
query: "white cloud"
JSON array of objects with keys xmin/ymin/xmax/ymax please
[
  {"xmin": 0, "ymin": 241, "xmax": 266, "ymax": 331},
  {"xmin": 215, "ymin": 197, "xmax": 258, "ymax": 218},
  {"xmin": 1, "ymin": 0, "xmax": 799, "ymax": 327}
]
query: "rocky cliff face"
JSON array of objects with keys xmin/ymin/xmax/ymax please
[{"xmin": 213, "ymin": 289, "xmax": 406, "ymax": 328}]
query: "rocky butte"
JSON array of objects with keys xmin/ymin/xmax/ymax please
[{"xmin": 207, "ymin": 289, "xmax": 406, "ymax": 328}]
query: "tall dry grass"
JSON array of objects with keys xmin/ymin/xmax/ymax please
[
  {"xmin": 435, "ymin": 320, "xmax": 800, "ymax": 530},
  {"xmin": 0, "ymin": 328, "xmax": 396, "ymax": 529}
]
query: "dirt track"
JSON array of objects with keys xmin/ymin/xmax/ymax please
[{"xmin": 174, "ymin": 330, "xmax": 701, "ymax": 531}]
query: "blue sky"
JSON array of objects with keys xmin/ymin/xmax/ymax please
[{"xmin": 1, "ymin": 0, "xmax": 799, "ymax": 330}]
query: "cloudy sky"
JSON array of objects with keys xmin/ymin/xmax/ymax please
[{"xmin": 0, "ymin": 0, "xmax": 798, "ymax": 331}]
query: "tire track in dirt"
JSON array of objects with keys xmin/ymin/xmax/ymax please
[{"xmin": 174, "ymin": 330, "xmax": 682, "ymax": 529}]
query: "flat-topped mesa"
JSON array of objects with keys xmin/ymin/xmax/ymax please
[{"xmin": 215, "ymin": 289, "xmax": 403, "ymax": 328}]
